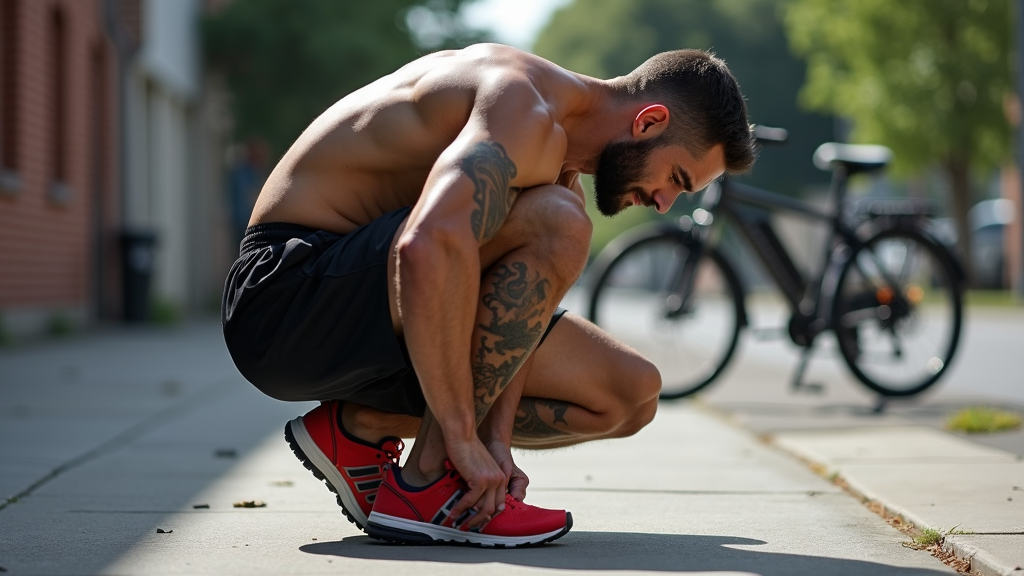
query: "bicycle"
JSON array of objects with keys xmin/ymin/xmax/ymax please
[{"xmin": 586, "ymin": 127, "xmax": 966, "ymax": 402}]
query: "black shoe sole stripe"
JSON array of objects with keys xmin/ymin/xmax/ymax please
[
  {"xmin": 365, "ymin": 512, "xmax": 573, "ymax": 548},
  {"xmin": 283, "ymin": 421, "xmax": 365, "ymax": 532}
]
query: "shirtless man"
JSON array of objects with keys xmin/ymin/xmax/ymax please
[{"xmin": 222, "ymin": 44, "xmax": 755, "ymax": 547}]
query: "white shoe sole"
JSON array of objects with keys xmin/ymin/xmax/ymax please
[{"xmin": 366, "ymin": 510, "xmax": 572, "ymax": 547}]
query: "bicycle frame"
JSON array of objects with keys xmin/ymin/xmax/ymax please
[
  {"xmin": 589, "ymin": 133, "xmax": 968, "ymax": 400},
  {"xmin": 685, "ymin": 168, "xmax": 879, "ymax": 348}
]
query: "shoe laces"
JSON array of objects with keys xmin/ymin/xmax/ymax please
[
  {"xmin": 443, "ymin": 459, "xmax": 460, "ymax": 479},
  {"xmin": 380, "ymin": 438, "xmax": 404, "ymax": 465}
]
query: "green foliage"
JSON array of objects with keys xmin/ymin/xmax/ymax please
[
  {"xmin": 535, "ymin": 0, "xmax": 834, "ymax": 194},
  {"xmin": 534, "ymin": 0, "xmax": 835, "ymax": 255},
  {"xmin": 203, "ymin": 0, "xmax": 486, "ymax": 157},
  {"xmin": 786, "ymin": 0, "xmax": 1012, "ymax": 175},
  {"xmin": 785, "ymin": 0, "xmax": 1012, "ymax": 283},
  {"xmin": 946, "ymin": 406, "xmax": 1022, "ymax": 433}
]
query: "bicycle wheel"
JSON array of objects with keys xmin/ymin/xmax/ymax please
[
  {"xmin": 832, "ymin": 228, "xmax": 963, "ymax": 396},
  {"xmin": 588, "ymin": 232, "xmax": 744, "ymax": 400}
]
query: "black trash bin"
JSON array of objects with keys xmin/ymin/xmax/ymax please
[{"xmin": 120, "ymin": 229, "xmax": 157, "ymax": 322}]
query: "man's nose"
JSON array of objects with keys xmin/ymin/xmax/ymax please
[{"xmin": 653, "ymin": 189, "xmax": 678, "ymax": 214}]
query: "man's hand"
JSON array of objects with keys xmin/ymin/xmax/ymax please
[
  {"xmin": 445, "ymin": 436, "xmax": 507, "ymax": 531},
  {"xmin": 486, "ymin": 438, "xmax": 529, "ymax": 501}
]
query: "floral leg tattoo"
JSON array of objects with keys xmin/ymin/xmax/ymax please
[
  {"xmin": 513, "ymin": 398, "xmax": 571, "ymax": 441},
  {"xmin": 472, "ymin": 261, "xmax": 550, "ymax": 423}
]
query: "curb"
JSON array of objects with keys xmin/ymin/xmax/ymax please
[
  {"xmin": 944, "ymin": 539, "xmax": 1022, "ymax": 576},
  {"xmin": 768, "ymin": 437, "xmax": 1022, "ymax": 576}
]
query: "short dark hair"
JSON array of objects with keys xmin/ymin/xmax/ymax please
[{"xmin": 620, "ymin": 49, "xmax": 756, "ymax": 174}]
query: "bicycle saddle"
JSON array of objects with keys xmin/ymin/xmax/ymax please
[{"xmin": 813, "ymin": 143, "xmax": 892, "ymax": 174}]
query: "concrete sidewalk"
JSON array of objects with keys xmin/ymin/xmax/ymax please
[
  {"xmin": 696, "ymin": 306, "xmax": 1024, "ymax": 576},
  {"xmin": 0, "ymin": 319, "xmax": 985, "ymax": 575}
]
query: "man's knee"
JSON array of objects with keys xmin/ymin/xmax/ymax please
[
  {"xmin": 612, "ymin": 358, "xmax": 660, "ymax": 437},
  {"xmin": 498, "ymin": 184, "xmax": 591, "ymax": 288},
  {"xmin": 616, "ymin": 394, "xmax": 659, "ymax": 438},
  {"xmin": 590, "ymin": 356, "xmax": 660, "ymax": 438}
]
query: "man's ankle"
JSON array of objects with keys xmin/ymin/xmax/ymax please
[
  {"xmin": 338, "ymin": 403, "xmax": 386, "ymax": 445},
  {"xmin": 398, "ymin": 460, "xmax": 446, "ymax": 488}
]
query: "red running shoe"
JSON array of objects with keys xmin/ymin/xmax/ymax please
[
  {"xmin": 284, "ymin": 401, "xmax": 404, "ymax": 530},
  {"xmin": 366, "ymin": 461, "xmax": 572, "ymax": 547}
]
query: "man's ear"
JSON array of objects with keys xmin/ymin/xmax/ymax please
[{"xmin": 631, "ymin": 104, "xmax": 670, "ymax": 139}]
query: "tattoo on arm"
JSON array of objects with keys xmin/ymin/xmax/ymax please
[
  {"xmin": 513, "ymin": 398, "xmax": 570, "ymax": 439},
  {"xmin": 462, "ymin": 141, "xmax": 519, "ymax": 243},
  {"xmin": 471, "ymin": 261, "xmax": 550, "ymax": 423}
]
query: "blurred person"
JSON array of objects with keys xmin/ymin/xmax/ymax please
[
  {"xmin": 227, "ymin": 138, "xmax": 271, "ymax": 244},
  {"xmin": 221, "ymin": 44, "xmax": 754, "ymax": 546}
]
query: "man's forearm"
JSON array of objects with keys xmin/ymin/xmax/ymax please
[{"xmin": 398, "ymin": 226, "xmax": 480, "ymax": 443}]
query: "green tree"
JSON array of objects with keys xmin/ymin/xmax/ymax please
[
  {"xmin": 203, "ymin": 0, "xmax": 486, "ymax": 157},
  {"xmin": 785, "ymin": 0, "xmax": 1012, "ymax": 280},
  {"xmin": 533, "ymin": 0, "xmax": 835, "ymax": 253}
]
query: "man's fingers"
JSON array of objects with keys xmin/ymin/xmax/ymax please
[
  {"xmin": 461, "ymin": 492, "xmax": 498, "ymax": 530},
  {"xmin": 449, "ymin": 486, "xmax": 485, "ymax": 523},
  {"xmin": 451, "ymin": 487, "xmax": 499, "ymax": 530},
  {"xmin": 508, "ymin": 474, "xmax": 528, "ymax": 501},
  {"xmin": 494, "ymin": 485, "xmax": 506, "ymax": 517}
]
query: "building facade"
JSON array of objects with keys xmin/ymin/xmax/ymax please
[
  {"xmin": 0, "ymin": 0, "xmax": 231, "ymax": 339},
  {"xmin": 0, "ymin": 0, "xmax": 120, "ymax": 337}
]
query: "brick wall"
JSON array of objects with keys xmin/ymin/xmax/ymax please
[{"xmin": 0, "ymin": 0, "xmax": 120, "ymax": 326}]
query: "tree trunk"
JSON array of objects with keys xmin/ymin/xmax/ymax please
[{"xmin": 944, "ymin": 153, "xmax": 974, "ymax": 285}]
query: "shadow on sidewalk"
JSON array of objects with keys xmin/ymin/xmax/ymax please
[{"xmin": 302, "ymin": 532, "xmax": 950, "ymax": 575}]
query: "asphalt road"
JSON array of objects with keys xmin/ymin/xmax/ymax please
[{"xmin": 562, "ymin": 288, "xmax": 1024, "ymax": 406}]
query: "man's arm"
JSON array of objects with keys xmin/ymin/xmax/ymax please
[
  {"xmin": 396, "ymin": 91, "xmax": 556, "ymax": 526},
  {"xmin": 474, "ymin": 167, "xmax": 583, "ymax": 500}
]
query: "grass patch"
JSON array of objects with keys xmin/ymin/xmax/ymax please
[
  {"xmin": 905, "ymin": 525, "xmax": 972, "ymax": 549},
  {"xmin": 946, "ymin": 406, "xmax": 1022, "ymax": 434},
  {"xmin": 965, "ymin": 290, "xmax": 1022, "ymax": 308},
  {"xmin": 913, "ymin": 527, "xmax": 944, "ymax": 547}
]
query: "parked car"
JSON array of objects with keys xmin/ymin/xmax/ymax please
[{"xmin": 934, "ymin": 199, "xmax": 1016, "ymax": 289}]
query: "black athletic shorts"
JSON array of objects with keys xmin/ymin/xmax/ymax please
[{"xmin": 221, "ymin": 206, "xmax": 567, "ymax": 416}]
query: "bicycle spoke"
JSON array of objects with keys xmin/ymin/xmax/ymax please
[
  {"xmin": 833, "ymin": 229, "xmax": 961, "ymax": 396},
  {"xmin": 589, "ymin": 233, "xmax": 743, "ymax": 400}
]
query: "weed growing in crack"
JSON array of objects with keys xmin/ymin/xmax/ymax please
[{"xmin": 912, "ymin": 527, "xmax": 944, "ymax": 547}]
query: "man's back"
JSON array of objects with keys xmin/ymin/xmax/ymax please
[{"xmin": 251, "ymin": 44, "xmax": 585, "ymax": 233}]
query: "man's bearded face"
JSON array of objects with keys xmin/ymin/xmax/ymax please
[{"xmin": 592, "ymin": 136, "xmax": 663, "ymax": 216}]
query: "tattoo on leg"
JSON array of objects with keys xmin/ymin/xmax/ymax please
[
  {"xmin": 472, "ymin": 261, "xmax": 550, "ymax": 422},
  {"xmin": 514, "ymin": 398, "xmax": 570, "ymax": 439},
  {"xmin": 462, "ymin": 141, "xmax": 521, "ymax": 243}
]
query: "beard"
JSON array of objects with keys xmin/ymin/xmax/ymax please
[{"xmin": 592, "ymin": 136, "xmax": 663, "ymax": 216}]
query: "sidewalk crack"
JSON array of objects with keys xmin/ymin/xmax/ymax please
[{"xmin": 0, "ymin": 378, "xmax": 233, "ymax": 513}]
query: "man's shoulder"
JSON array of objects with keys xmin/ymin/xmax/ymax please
[{"xmin": 444, "ymin": 45, "xmax": 567, "ymax": 99}]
